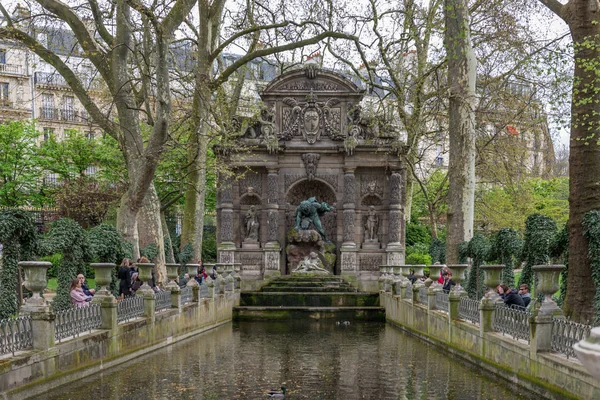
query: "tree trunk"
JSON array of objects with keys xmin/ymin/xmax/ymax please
[
  {"xmin": 405, "ymin": 175, "xmax": 414, "ymax": 223},
  {"xmin": 137, "ymin": 184, "xmax": 167, "ymax": 285},
  {"xmin": 562, "ymin": 0, "xmax": 600, "ymax": 322},
  {"xmin": 116, "ymin": 193, "xmax": 140, "ymax": 259},
  {"xmin": 161, "ymin": 210, "xmax": 175, "ymax": 263},
  {"xmin": 444, "ymin": 0, "xmax": 477, "ymax": 263}
]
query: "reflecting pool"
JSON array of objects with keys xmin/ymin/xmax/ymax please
[{"xmin": 39, "ymin": 321, "xmax": 538, "ymax": 400}]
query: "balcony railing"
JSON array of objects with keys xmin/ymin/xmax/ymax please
[
  {"xmin": 38, "ymin": 107, "xmax": 90, "ymax": 123},
  {"xmin": 35, "ymin": 71, "xmax": 101, "ymax": 89},
  {"xmin": 0, "ymin": 63, "xmax": 22, "ymax": 75}
]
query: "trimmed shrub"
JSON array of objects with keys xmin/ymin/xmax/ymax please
[{"xmin": 519, "ymin": 214, "xmax": 556, "ymax": 288}]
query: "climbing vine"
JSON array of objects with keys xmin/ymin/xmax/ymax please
[
  {"xmin": 141, "ymin": 242, "xmax": 159, "ymax": 262},
  {"xmin": 493, "ymin": 228, "xmax": 523, "ymax": 287},
  {"xmin": 0, "ymin": 210, "xmax": 38, "ymax": 319},
  {"xmin": 44, "ymin": 218, "xmax": 89, "ymax": 311},
  {"xmin": 88, "ymin": 224, "xmax": 124, "ymax": 297},
  {"xmin": 549, "ymin": 224, "xmax": 568, "ymax": 306},
  {"xmin": 429, "ymin": 238, "xmax": 446, "ymax": 264},
  {"xmin": 582, "ymin": 211, "xmax": 600, "ymax": 325},
  {"xmin": 458, "ymin": 241, "xmax": 469, "ymax": 264},
  {"xmin": 519, "ymin": 214, "xmax": 556, "ymax": 289},
  {"xmin": 465, "ymin": 234, "xmax": 491, "ymax": 300}
]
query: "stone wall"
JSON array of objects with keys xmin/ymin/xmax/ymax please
[
  {"xmin": 381, "ymin": 292, "xmax": 600, "ymax": 400},
  {"xmin": 0, "ymin": 294, "xmax": 238, "ymax": 400}
]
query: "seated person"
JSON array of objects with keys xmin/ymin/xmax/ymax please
[
  {"xmin": 497, "ymin": 284, "xmax": 525, "ymax": 308},
  {"xmin": 443, "ymin": 273, "xmax": 456, "ymax": 293},
  {"xmin": 77, "ymin": 274, "xmax": 95, "ymax": 296},
  {"xmin": 408, "ymin": 269, "xmax": 416, "ymax": 284},
  {"xmin": 519, "ymin": 284, "xmax": 532, "ymax": 307},
  {"xmin": 180, "ymin": 273, "xmax": 190, "ymax": 287},
  {"xmin": 70, "ymin": 278, "xmax": 92, "ymax": 307}
]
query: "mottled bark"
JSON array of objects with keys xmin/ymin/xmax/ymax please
[
  {"xmin": 444, "ymin": 0, "xmax": 477, "ymax": 263},
  {"xmin": 137, "ymin": 184, "xmax": 167, "ymax": 285}
]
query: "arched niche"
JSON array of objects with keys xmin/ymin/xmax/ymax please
[
  {"xmin": 284, "ymin": 179, "xmax": 337, "ymax": 242},
  {"xmin": 361, "ymin": 194, "xmax": 383, "ymax": 206},
  {"xmin": 240, "ymin": 193, "xmax": 262, "ymax": 206}
]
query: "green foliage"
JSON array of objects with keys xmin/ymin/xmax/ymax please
[
  {"xmin": 465, "ymin": 234, "xmax": 491, "ymax": 300},
  {"xmin": 492, "ymin": 228, "xmax": 523, "ymax": 287},
  {"xmin": 178, "ymin": 243, "xmax": 194, "ymax": 265},
  {"xmin": 0, "ymin": 121, "xmax": 44, "ymax": 207},
  {"xmin": 582, "ymin": 211, "xmax": 600, "ymax": 325},
  {"xmin": 458, "ymin": 241, "xmax": 469, "ymax": 264},
  {"xmin": 0, "ymin": 209, "xmax": 39, "ymax": 318},
  {"xmin": 519, "ymin": 214, "xmax": 557, "ymax": 289},
  {"xmin": 406, "ymin": 222, "xmax": 431, "ymax": 247},
  {"xmin": 476, "ymin": 178, "xmax": 568, "ymax": 232},
  {"xmin": 39, "ymin": 130, "xmax": 99, "ymax": 180},
  {"xmin": 40, "ymin": 253, "xmax": 63, "ymax": 278},
  {"xmin": 406, "ymin": 253, "xmax": 432, "ymax": 265},
  {"xmin": 201, "ymin": 226, "xmax": 217, "ymax": 262},
  {"xmin": 121, "ymin": 242, "xmax": 134, "ymax": 260},
  {"xmin": 141, "ymin": 242, "xmax": 159, "ymax": 262},
  {"xmin": 44, "ymin": 218, "xmax": 89, "ymax": 311},
  {"xmin": 407, "ymin": 242, "xmax": 430, "ymax": 256},
  {"xmin": 88, "ymin": 224, "xmax": 123, "ymax": 297},
  {"xmin": 550, "ymin": 224, "xmax": 568, "ymax": 306},
  {"xmin": 429, "ymin": 238, "xmax": 446, "ymax": 264}
]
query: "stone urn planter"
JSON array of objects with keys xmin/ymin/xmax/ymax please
[
  {"xmin": 448, "ymin": 264, "xmax": 469, "ymax": 291},
  {"xmin": 136, "ymin": 263, "xmax": 155, "ymax": 294},
  {"xmin": 186, "ymin": 264, "xmax": 200, "ymax": 287},
  {"xmin": 19, "ymin": 261, "xmax": 52, "ymax": 307},
  {"xmin": 574, "ymin": 327, "xmax": 600, "ymax": 380},
  {"xmin": 532, "ymin": 264, "xmax": 565, "ymax": 314},
  {"xmin": 401, "ymin": 266, "xmax": 411, "ymax": 281},
  {"xmin": 90, "ymin": 263, "xmax": 116, "ymax": 297},
  {"xmin": 426, "ymin": 264, "xmax": 443, "ymax": 288},
  {"xmin": 481, "ymin": 264, "xmax": 504, "ymax": 301},
  {"xmin": 165, "ymin": 263, "xmax": 180, "ymax": 289}
]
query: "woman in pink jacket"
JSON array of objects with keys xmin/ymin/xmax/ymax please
[{"xmin": 70, "ymin": 278, "xmax": 91, "ymax": 307}]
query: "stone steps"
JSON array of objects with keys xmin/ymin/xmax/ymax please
[
  {"xmin": 233, "ymin": 306, "xmax": 385, "ymax": 321},
  {"xmin": 262, "ymin": 286, "xmax": 357, "ymax": 293},
  {"xmin": 239, "ymin": 292, "xmax": 379, "ymax": 307}
]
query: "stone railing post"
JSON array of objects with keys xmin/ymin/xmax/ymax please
[
  {"xmin": 19, "ymin": 261, "xmax": 55, "ymax": 351},
  {"xmin": 448, "ymin": 291, "xmax": 463, "ymax": 320},
  {"xmin": 165, "ymin": 263, "xmax": 181, "ymax": 311},
  {"xmin": 378, "ymin": 266, "xmax": 386, "ymax": 292},
  {"xmin": 136, "ymin": 262, "xmax": 156, "ymax": 322},
  {"xmin": 479, "ymin": 265, "xmax": 504, "ymax": 333},
  {"xmin": 90, "ymin": 263, "xmax": 118, "ymax": 332},
  {"xmin": 530, "ymin": 265, "xmax": 565, "ymax": 356},
  {"xmin": 392, "ymin": 266, "xmax": 403, "ymax": 295},
  {"xmin": 233, "ymin": 263, "xmax": 242, "ymax": 291},
  {"xmin": 427, "ymin": 287, "xmax": 438, "ymax": 311},
  {"xmin": 186, "ymin": 263, "xmax": 200, "ymax": 302}
]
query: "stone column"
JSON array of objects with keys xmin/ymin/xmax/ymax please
[
  {"xmin": 218, "ymin": 174, "xmax": 235, "ymax": 264},
  {"xmin": 90, "ymin": 263, "xmax": 118, "ymax": 332},
  {"xmin": 137, "ymin": 262, "xmax": 156, "ymax": 322},
  {"xmin": 264, "ymin": 168, "xmax": 281, "ymax": 278},
  {"xmin": 19, "ymin": 261, "xmax": 55, "ymax": 351},
  {"xmin": 341, "ymin": 168, "xmax": 358, "ymax": 276},
  {"xmin": 386, "ymin": 169, "xmax": 405, "ymax": 265},
  {"xmin": 479, "ymin": 265, "xmax": 504, "ymax": 334}
]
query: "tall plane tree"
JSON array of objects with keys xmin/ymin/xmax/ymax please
[{"xmin": 535, "ymin": 0, "xmax": 600, "ymax": 322}]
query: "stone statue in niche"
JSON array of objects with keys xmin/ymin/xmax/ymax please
[
  {"xmin": 364, "ymin": 206, "xmax": 379, "ymax": 241},
  {"xmin": 244, "ymin": 205, "xmax": 260, "ymax": 241},
  {"xmin": 294, "ymin": 197, "xmax": 335, "ymax": 242},
  {"xmin": 302, "ymin": 153, "xmax": 320, "ymax": 181}
]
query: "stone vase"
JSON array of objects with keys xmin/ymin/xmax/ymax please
[
  {"xmin": 532, "ymin": 264, "xmax": 565, "ymax": 314},
  {"xmin": 19, "ymin": 261, "xmax": 52, "ymax": 307},
  {"xmin": 136, "ymin": 263, "xmax": 155, "ymax": 293},
  {"xmin": 186, "ymin": 264, "xmax": 200, "ymax": 287},
  {"xmin": 481, "ymin": 264, "xmax": 504, "ymax": 302},
  {"xmin": 448, "ymin": 264, "xmax": 469, "ymax": 292},
  {"xmin": 427, "ymin": 264, "xmax": 443, "ymax": 288},
  {"xmin": 165, "ymin": 263, "xmax": 180, "ymax": 289},
  {"xmin": 90, "ymin": 263, "xmax": 116, "ymax": 297}
]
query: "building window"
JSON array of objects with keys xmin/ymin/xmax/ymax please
[
  {"xmin": 43, "ymin": 127, "xmax": 54, "ymax": 142},
  {"xmin": 41, "ymin": 93, "xmax": 55, "ymax": 119},
  {"xmin": 85, "ymin": 131, "xmax": 95, "ymax": 140},
  {"xmin": 0, "ymin": 83, "xmax": 9, "ymax": 107},
  {"xmin": 85, "ymin": 166, "xmax": 98, "ymax": 176},
  {"xmin": 0, "ymin": 50, "xmax": 6, "ymax": 64},
  {"xmin": 63, "ymin": 95, "xmax": 75, "ymax": 121}
]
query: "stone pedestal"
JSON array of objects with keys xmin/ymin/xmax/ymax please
[
  {"xmin": 286, "ymin": 228, "xmax": 335, "ymax": 274},
  {"xmin": 31, "ymin": 309, "xmax": 56, "ymax": 351},
  {"xmin": 242, "ymin": 240, "xmax": 260, "ymax": 249},
  {"xmin": 386, "ymin": 243, "xmax": 405, "ymax": 266},
  {"xmin": 264, "ymin": 242, "xmax": 281, "ymax": 278},
  {"xmin": 362, "ymin": 239, "xmax": 380, "ymax": 250},
  {"xmin": 340, "ymin": 246, "xmax": 358, "ymax": 275}
]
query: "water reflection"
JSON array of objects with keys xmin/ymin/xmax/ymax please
[{"xmin": 39, "ymin": 321, "xmax": 538, "ymax": 400}]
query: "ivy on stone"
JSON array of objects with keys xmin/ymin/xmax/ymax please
[
  {"xmin": 0, "ymin": 209, "xmax": 38, "ymax": 319},
  {"xmin": 141, "ymin": 242, "xmax": 159, "ymax": 262},
  {"xmin": 582, "ymin": 211, "xmax": 600, "ymax": 325},
  {"xmin": 465, "ymin": 234, "xmax": 491, "ymax": 300},
  {"xmin": 44, "ymin": 218, "xmax": 89, "ymax": 311},
  {"xmin": 458, "ymin": 241, "xmax": 469, "ymax": 264},
  {"xmin": 493, "ymin": 228, "xmax": 523, "ymax": 287},
  {"xmin": 550, "ymin": 224, "xmax": 568, "ymax": 306},
  {"xmin": 519, "ymin": 214, "xmax": 556, "ymax": 289},
  {"xmin": 429, "ymin": 238, "xmax": 446, "ymax": 264},
  {"xmin": 88, "ymin": 224, "xmax": 124, "ymax": 297}
]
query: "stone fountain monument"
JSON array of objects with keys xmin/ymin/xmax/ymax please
[{"xmin": 215, "ymin": 63, "xmax": 407, "ymax": 291}]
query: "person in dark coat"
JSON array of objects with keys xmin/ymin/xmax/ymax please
[
  {"xmin": 442, "ymin": 273, "xmax": 456, "ymax": 293},
  {"xmin": 497, "ymin": 284, "xmax": 525, "ymax": 308},
  {"xmin": 118, "ymin": 258, "xmax": 132, "ymax": 299}
]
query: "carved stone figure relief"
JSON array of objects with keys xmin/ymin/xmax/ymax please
[
  {"xmin": 267, "ymin": 210, "xmax": 279, "ymax": 242},
  {"xmin": 302, "ymin": 153, "xmax": 320, "ymax": 181},
  {"xmin": 360, "ymin": 175, "xmax": 384, "ymax": 197},
  {"xmin": 343, "ymin": 172, "xmax": 356, "ymax": 205},
  {"xmin": 219, "ymin": 251, "xmax": 234, "ymax": 264},
  {"xmin": 265, "ymin": 251, "xmax": 280, "ymax": 270},
  {"xmin": 243, "ymin": 206, "xmax": 260, "ymax": 241},
  {"xmin": 364, "ymin": 206, "xmax": 379, "ymax": 241},
  {"xmin": 240, "ymin": 173, "xmax": 262, "ymax": 197},
  {"xmin": 240, "ymin": 253, "xmax": 263, "ymax": 272},
  {"xmin": 279, "ymin": 91, "xmax": 341, "ymax": 143},
  {"xmin": 359, "ymin": 253, "xmax": 384, "ymax": 271},
  {"xmin": 341, "ymin": 252, "xmax": 357, "ymax": 271}
]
